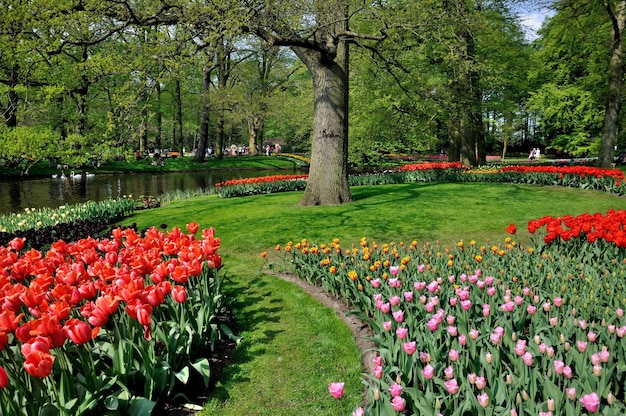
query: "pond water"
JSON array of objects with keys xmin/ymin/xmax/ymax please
[{"xmin": 0, "ymin": 169, "xmax": 287, "ymax": 215}]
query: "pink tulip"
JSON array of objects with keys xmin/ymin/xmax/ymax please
[
  {"xmin": 402, "ymin": 341, "xmax": 416, "ymax": 355},
  {"xmin": 549, "ymin": 317, "xmax": 558, "ymax": 326},
  {"xmin": 608, "ymin": 324, "xmax": 616, "ymax": 334},
  {"xmin": 554, "ymin": 360, "xmax": 564, "ymax": 375},
  {"xmin": 461, "ymin": 299, "xmax": 472, "ymax": 311},
  {"xmin": 449, "ymin": 349, "xmax": 459, "ymax": 361},
  {"xmin": 444, "ymin": 365, "xmax": 454, "ymax": 379},
  {"xmin": 373, "ymin": 366, "xmax": 383, "ymax": 379},
  {"xmin": 389, "ymin": 278, "xmax": 402, "ymax": 288},
  {"xmin": 427, "ymin": 317, "xmax": 439, "ymax": 331},
  {"xmin": 458, "ymin": 334, "xmax": 467, "ymax": 346},
  {"xmin": 403, "ymin": 291, "xmax": 414, "ymax": 302},
  {"xmin": 587, "ymin": 331, "xmax": 597, "ymax": 342},
  {"xmin": 447, "ymin": 326, "xmax": 458, "ymax": 337},
  {"xmin": 485, "ymin": 352, "xmax": 493, "ymax": 364},
  {"xmin": 515, "ymin": 296, "xmax": 523, "ymax": 306},
  {"xmin": 449, "ymin": 297, "xmax": 458, "ymax": 306},
  {"xmin": 526, "ymin": 305, "xmax": 537, "ymax": 315},
  {"xmin": 543, "ymin": 301, "xmax": 551, "ymax": 312},
  {"xmin": 467, "ymin": 373, "xmax": 477, "ymax": 384},
  {"xmin": 522, "ymin": 352, "xmax": 533, "ymax": 366},
  {"xmin": 396, "ymin": 327, "xmax": 408, "ymax": 340},
  {"xmin": 372, "ymin": 355, "xmax": 383, "ymax": 366},
  {"xmin": 487, "ymin": 287, "xmax": 497, "ymax": 297},
  {"xmin": 494, "ymin": 326, "xmax": 504, "ymax": 337},
  {"xmin": 422, "ymin": 363, "xmax": 434, "ymax": 379},
  {"xmin": 419, "ymin": 351, "xmax": 431, "ymax": 363},
  {"xmin": 425, "ymin": 302, "xmax": 435, "ymax": 313},
  {"xmin": 617, "ymin": 307, "xmax": 624, "ymax": 317},
  {"xmin": 380, "ymin": 303, "xmax": 390, "ymax": 314},
  {"xmin": 485, "ymin": 275, "xmax": 494, "ymax": 285},
  {"xmin": 565, "ymin": 387, "xmax": 576, "ymax": 400},
  {"xmin": 617, "ymin": 326, "xmax": 626, "ymax": 338},
  {"xmin": 389, "ymin": 295, "xmax": 401, "ymax": 306},
  {"xmin": 483, "ymin": 304, "xmax": 491, "ymax": 317},
  {"xmin": 352, "ymin": 407, "xmax": 364, "ymax": 416},
  {"xmin": 329, "ymin": 382, "xmax": 344, "ymax": 399},
  {"xmin": 477, "ymin": 392, "xmax": 489, "ymax": 407},
  {"xmin": 389, "ymin": 382, "xmax": 403, "ymax": 397},
  {"xmin": 579, "ymin": 319, "xmax": 587, "ymax": 330},
  {"xmin": 469, "ymin": 329, "xmax": 479, "ymax": 340},
  {"xmin": 418, "ymin": 264, "xmax": 426, "ymax": 273},
  {"xmin": 576, "ymin": 340, "xmax": 587, "ymax": 353},
  {"xmin": 382, "ymin": 321, "xmax": 392, "ymax": 332},
  {"xmin": 510, "ymin": 410, "xmax": 518, "ymax": 416},
  {"xmin": 539, "ymin": 413, "xmax": 552, "ymax": 416},
  {"xmin": 502, "ymin": 301, "xmax": 515, "ymax": 312},
  {"xmin": 444, "ymin": 378, "xmax": 459, "ymax": 394},
  {"xmin": 553, "ymin": 297, "xmax": 563, "ymax": 307},
  {"xmin": 514, "ymin": 340, "xmax": 527, "ymax": 356},
  {"xmin": 580, "ymin": 392, "xmax": 600, "ymax": 413},
  {"xmin": 591, "ymin": 353, "xmax": 601, "ymax": 366},
  {"xmin": 414, "ymin": 281, "xmax": 426, "ymax": 291},
  {"xmin": 475, "ymin": 376, "xmax": 486, "ymax": 390},
  {"xmin": 391, "ymin": 396, "xmax": 406, "ymax": 412},
  {"xmin": 593, "ymin": 364, "xmax": 602, "ymax": 377},
  {"xmin": 563, "ymin": 366, "xmax": 573, "ymax": 379},
  {"xmin": 490, "ymin": 333, "xmax": 502, "ymax": 345},
  {"xmin": 599, "ymin": 349, "xmax": 610, "ymax": 363},
  {"xmin": 389, "ymin": 265, "xmax": 400, "ymax": 276},
  {"xmin": 371, "ymin": 279, "xmax": 381, "ymax": 288}
]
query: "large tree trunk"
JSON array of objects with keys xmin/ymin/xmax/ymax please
[
  {"xmin": 598, "ymin": 0, "xmax": 626, "ymax": 168},
  {"xmin": 194, "ymin": 65, "xmax": 211, "ymax": 163},
  {"xmin": 295, "ymin": 41, "xmax": 352, "ymax": 206},
  {"xmin": 248, "ymin": 115, "xmax": 263, "ymax": 155},
  {"xmin": 155, "ymin": 81, "xmax": 162, "ymax": 150},
  {"xmin": 174, "ymin": 78, "xmax": 184, "ymax": 154}
]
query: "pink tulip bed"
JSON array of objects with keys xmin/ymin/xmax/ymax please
[
  {"xmin": 275, "ymin": 210, "xmax": 626, "ymax": 415},
  {"xmin": 0, "ymin": 223, "xmax": 234, "ymax": 416}
]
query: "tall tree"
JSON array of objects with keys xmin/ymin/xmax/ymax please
[{"xmin": 598, "ymin": 0, "xmax": 626, "ymax": 167}]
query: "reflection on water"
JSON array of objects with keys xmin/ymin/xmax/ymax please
[{"xmin": 0, "ymin": 170, "xmax": 284, "ymax": 215}]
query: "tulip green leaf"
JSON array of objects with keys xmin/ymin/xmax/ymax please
[
  {"xmin": 175, "ymin": 365, "xmax": 190, "ymax": 384},
  {"xmin": 127, "ymin": 397, "xmax": 156, "ymax": 416},
  {"xmin": 191, "ymin": 358, "xmax": 211, "ymax": 387}
]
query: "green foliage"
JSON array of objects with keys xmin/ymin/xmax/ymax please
[{"xmin": 0, "ymin": 126, "xmax": 61, "ymax": 174}]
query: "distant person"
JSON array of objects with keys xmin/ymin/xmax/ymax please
[{"xmin": 266, "ymin": 145, "xmax": 271, "ymax": 156}]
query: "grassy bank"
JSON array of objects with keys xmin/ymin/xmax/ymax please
[
  {"xmin": 0, "ymin": 155, "xmax": 301, "ymax": 178},
  {"xmin": 120, "ymin": 182, "xmax": 626, "ymax": 415}
]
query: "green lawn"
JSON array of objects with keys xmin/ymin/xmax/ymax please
[{"xmin": 121, "ymin": 182, "xmax": 626, "ymax": 415}]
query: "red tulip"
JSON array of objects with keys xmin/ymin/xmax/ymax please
[
  {"xmin": 64, "ymin": 318, "xmax": 92, "ymax": 345},
  {"xmin": 0, "ymin": 366, "xmax": 8, "ymax": 389},
  {"xmin": 9, "ymin": 237, "xmax": 25, "ymax": 251},
  {"xmin": 172, "ymin": 286, "xmax": 188, "ymax": 303},
  {"xmin": 24, "ymin": 350, "xmax": 55, "ymax": 378},
  {"xmin": 0, "ymin": 332, "xmax": 8, "ymax": 352},
  {"xmin": 506, "ymin": 223, "xmax": 517, "ymax": 235},
  {"xmin": 186, "ymin": 221, "xmax": 199, "ymax": 234}
]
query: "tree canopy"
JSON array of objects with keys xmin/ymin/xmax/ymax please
[{"xmin": 1, "ymin": 0, "xmax": 625, "ymax": 201}]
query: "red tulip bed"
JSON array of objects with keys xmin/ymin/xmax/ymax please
[
  {"xmin": 213, "ymin": 162, "xmax": 626, "ymax": 198},
  {"xmin": 0, "ymin": 222, "xmax": 233, "ymax": 416},
  {"xmin": 275, "ymin": 209, "xmax": 626, "ymax": 415}
]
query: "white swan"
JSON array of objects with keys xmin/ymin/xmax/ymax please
[
  {"xmin": 70, "ymin": 171, "xmax": 82, "ymax": 180},
  {"xmin": 85, "ymin": 171, "xmax": 95, "ymax": 177},
  {"xmin": 60, "ymin": 171, "xmax": 66, "ymax": 179},
  {"xmin": 51, "ymin": 173, "xmax": 58, "ymax": 179}
]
